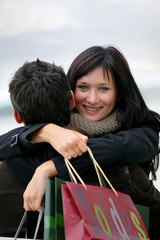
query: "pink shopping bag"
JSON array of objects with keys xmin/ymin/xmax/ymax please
[{"xmin": 61, "ymin": 181, "xmax": 149, "ymax": 240}]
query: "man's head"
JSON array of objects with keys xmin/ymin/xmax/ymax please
[{"xmin": 9, "ymin": 59, "xmax": 75, "ymax": 126}]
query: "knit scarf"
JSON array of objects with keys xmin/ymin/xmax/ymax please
[{"xmin": 70, "ymin": 110, "xmax": 121, "ymax": 137}]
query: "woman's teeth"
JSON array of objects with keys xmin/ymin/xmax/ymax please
[{"xmin": 85, "ymin": 106, "xmax": 101, "ymax": 111}]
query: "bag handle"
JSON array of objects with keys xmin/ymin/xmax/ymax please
[
  {"xmin": 65, "ymin": 156, "xmax": 87, "ymax": 189},
  {"xmin": 14, "ymin": 205, "xmax": 44, "ymax": 240},
  {"xmin": 65, "ymin": 146, "xmax": 118, "ymax": 196}
]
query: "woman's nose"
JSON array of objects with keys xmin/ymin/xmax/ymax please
[{"xmin": 86, "ymin": 90, "xmax": 99, "ymax": 104}]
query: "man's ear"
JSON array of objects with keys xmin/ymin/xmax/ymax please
[
  {"xmin": 12, "ymin": 107, "xmax": 23, "ymax": 124},
  {"xmin": 69, "ymin": 90, "xmax": 75, "ymax": 110}
]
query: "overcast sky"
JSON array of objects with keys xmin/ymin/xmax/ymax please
[
  {"xmin": 0, "ymin": 0, "xmax": 160, "ymax": 93},
  {"xmin": 1, "ymin": 0, "xmax": 160, "ymax": 187}
]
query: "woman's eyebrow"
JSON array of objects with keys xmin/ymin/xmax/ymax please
[
  {"xmin": 76, "ymin": 81, "xmax": 87, "ymax": 84},
  {"xmin": 99, "ymin": 82, "xmax": 110, "ymax": 86}
]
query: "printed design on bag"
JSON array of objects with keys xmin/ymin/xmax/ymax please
[
  {"xmin": 56, "ymin": 213, "xmax": 64, "ymax": 227},
  {"xmin": 72, "ymin": 185, "xmax": 148, "ymax": 240},
  {"xmin": 130, "ymin": 212, "xmax": 148, "ymax": 239},
  {"xmin": 44, "ymin": 216, "xmax": 55, "ymax": 229}
]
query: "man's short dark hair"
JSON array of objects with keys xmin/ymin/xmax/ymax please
[{"xmin": 9, "ymin": 59, "xmax": 71, "ymax": 126}]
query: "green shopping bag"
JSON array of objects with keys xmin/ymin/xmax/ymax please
[
  {"xmin": 135, "ymin": 204, "xmax": 149, "ymax": 232},
  {"xmin": 55, "ymin": 177, "xmax": 65, "ymax": 239},
  {"xmin": 43, "ymin": 180, "xmax": 55, "ymax": 240},
  {"xmin": 43, "ymin": 177, "xmax": 65, "ymax": 240}
]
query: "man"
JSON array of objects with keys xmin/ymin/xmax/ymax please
[{"xmin": 0, "ymin": 59, "xmax": 88, "ymax": 237}]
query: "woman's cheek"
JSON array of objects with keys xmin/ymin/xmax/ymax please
[{"xmin": 75, "ymin": 91, "xmax": 85, "ymax": 104}]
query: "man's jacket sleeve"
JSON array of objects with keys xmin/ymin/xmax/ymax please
[{"xmin": 0, "ymin": 123, "xmax": 47, "ymax": 159}]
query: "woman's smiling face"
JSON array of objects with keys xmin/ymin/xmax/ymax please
[{"xmin": 75, "ymin": 66, "xmax": 118, "ymax": 122}]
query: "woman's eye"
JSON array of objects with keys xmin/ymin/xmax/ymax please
[
  {"xmin": 79, "ymin": 86, "xmax": 88, "ymax": 90},
  {"xmin": 99, "ymin": 87, "xmax": 108, "ymax": 92}
]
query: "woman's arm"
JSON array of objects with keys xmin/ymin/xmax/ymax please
[
  {"xmin": 52, "ymin": 126, "xmax": 159, "ymax": 179},
  {"xmin": 0, "ymin": 123, "xmax": 88, "ymax": 160},
  {"xmin": 1, "ymin": 122, "xmax": 158, "ymax": 171},
  {"xmin": 29, "ymin": 124, "xmax": 88, "ymax": 159},
  {"xmin": 1, "ymin": 123, "xmax": 158, "ymax": 168}
]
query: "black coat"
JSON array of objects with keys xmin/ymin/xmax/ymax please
[{"xmin": 0, "ymin": 122, "xmax": 159, "ymax": 186}]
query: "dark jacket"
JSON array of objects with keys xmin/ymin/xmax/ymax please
[{"xmin": 0, "ymin": 122, "xmax": 159, "ymax": 186}]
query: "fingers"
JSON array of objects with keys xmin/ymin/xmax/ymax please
[
  {"xmin": 62, "ymin": 142, "xmax": 88, "ymax": 160},
  {"xmin": 63, "ymin": 148, "xmax": 83, "ymax": 160},
  {"xmin": 55, "ymin": 134, "xmax": 88, "ymax": 159},
  {"xmin": 23, "ymin": 191, "xmax": 42, "ymax": 212},
  {"xmin": 80, "ymin": 134, "xmax": 88, "ymax": 145},
  {"xmin": 23, "ymin": 173, "xmax": 45, "ymax": 212},
  {"xmin": 77, "ymin": 138, "xmax": 88, "ymax": 153},
  {"xmin": 49, "ymin": 127, "xmax": 89, "ymax": 159}
]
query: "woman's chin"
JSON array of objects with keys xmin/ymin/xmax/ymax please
[{"xmin": 83, "ymin": 115, "xmax": 100, "ymax": 122}]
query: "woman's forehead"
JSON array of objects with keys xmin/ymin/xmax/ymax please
[{"xmin": 77, "ymin": 66, "xmax": 114, "ymax": 84}]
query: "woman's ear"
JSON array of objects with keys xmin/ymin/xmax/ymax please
[
  {"xmin": 12, "ymin": 107, "xmax": 23, "ymax": 124},
  {"xmin": 69, "ymin": 90, "xmax": 75, "ymax": 110}
]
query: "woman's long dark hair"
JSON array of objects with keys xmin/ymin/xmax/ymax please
[{"xmin": 67, "ymin": 45, "xmax": 160, "ymax": 178}]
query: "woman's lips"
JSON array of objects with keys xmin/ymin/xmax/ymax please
[{"xmin": 83, "ymin": 105, "xmax": 102, "ymax": 112}]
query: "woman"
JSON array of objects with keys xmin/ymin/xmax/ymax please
[
  {"xmin": 21, "ymin": 46, "xmax": 160, "ymax": 239},
  {"xmin": 1, "ymin": 46, "xmax": 160, "ymax": 239}
]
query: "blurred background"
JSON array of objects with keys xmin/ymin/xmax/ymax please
[{"xmin": 0, "ymin": 0, "xmax": 160, "ymax": 187}]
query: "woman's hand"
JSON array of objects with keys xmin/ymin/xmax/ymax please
[
  {"xmin": 31, "ymin": 124, "xmax": 88, "ymax": 159},
  {"xmin": 23, "ymin": 160, "xmax": 58, "ymax": 212}
]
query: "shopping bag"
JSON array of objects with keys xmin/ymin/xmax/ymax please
[
  {"xmin": 61, "ymin": 147, "xmax": 149, "ymax": 240},
  {"xmin": 43, "ymin": 177, "xmax": 65, "ymax": 240},
  {"xmin": 62, "ymin": 182, "xmax": 149, "ymax": 240},
  {"xmin": 43, "ymin": 180, "xmax": 55, "ymax": 240},
  {"xmin": 12, "ymin": 207, "xmax": 44, "ymax": 240},
  {"xmin": 55, "ymin": 177, "xmax": 65, "ymax": 239},
  {"xmin": 135, "ymin": 204, "xmax": 149, "ymax": 233}
]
